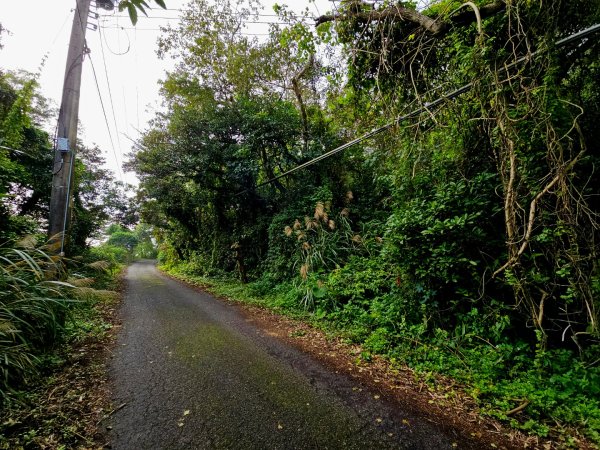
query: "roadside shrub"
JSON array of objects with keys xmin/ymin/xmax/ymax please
[
  {"xmin": 0, "ymin": 243, "xmax": 73, "ymax": 400},
  {"xmin": 88, "ymin": 244, "xmax": 129, "ymax": 266}
]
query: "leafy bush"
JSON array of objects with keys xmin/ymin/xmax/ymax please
[
  {"xmin": 282, "ymin": 195, "xmax": 386, "ymax": 309},
  {"xmin": 88, "ymin": 244, "xmax": 129, "ymax": 266},
  {"xmin": 383, "ymin": 172, "xmax": 504, "ymax": 324}
]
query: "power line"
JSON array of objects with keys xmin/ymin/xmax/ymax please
[
  {"xmin": 0, "ymin": 144, "xmax": 24, "ymax": 153},
  {"xmin": 100, "ymin": 25, "xmax": 274, "ymax": 36},
  {"xmin": 77, "ymin": 2, "xmax": 125, "ymax": 181},
  {"xmin": 98, "ymin": 24, "xmax": 126, "ymax": 177},
  {"xmin": 243, "ymin": 22, "xmax": 600, "ymax": 194},
  {"xmin": 51, "ymin": 7, "xmax": 75, "ymax": 47},
  {"xmin": 160, "ymin": 7, "xmax": 302, "ymax": 18},
  {"xmin": 88, "ymin": 53, "xmax": 125, "ymax": 182},
  {"xmin": 105, "ymin": 14, "xmax": 304, "ymax": 24},
  {"xmin": 101, "ymin": 20, "xmax": 131, "ymax": 55},
  {"xmin": 122, "ymin": 86, "xmax": 129, "ymax": 141},
  {"xmin": 134, "ymin": 26, "xmax": 140, "ymax": 131}
]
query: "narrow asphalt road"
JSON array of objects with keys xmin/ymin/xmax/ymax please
[{"xmin": 108, "ymin": 260, "xmax": 477, "ymax": 449}]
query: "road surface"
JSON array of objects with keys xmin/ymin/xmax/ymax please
[{"xmin": 108, "ymin": 260, "xmax": 479, "ymax": 449}]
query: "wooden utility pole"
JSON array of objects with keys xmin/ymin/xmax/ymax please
[{"xmin": 48, "ymin": 0, "xmax": 91, "ymax": 253}]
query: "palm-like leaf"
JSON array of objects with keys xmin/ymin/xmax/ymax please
[{"xmin": 0, "ymin": 245, "xmax": 71, "ymax": 399}]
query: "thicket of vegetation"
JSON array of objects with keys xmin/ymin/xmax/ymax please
[
  {"xmin": 130, "ymin": 0, "xmax": 600, "ymax": 444},
  {"xmin": 0, "ymin": 59, "xmax": 146, "ymax": 403}
]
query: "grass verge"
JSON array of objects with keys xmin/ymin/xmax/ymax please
[
  {"xmin": 162, "ymin": 264, "xmax": 599, "ymax": 449},
  {"xmin": 0, "ymin": 266, "xmax": 123, "ymax": 449}
]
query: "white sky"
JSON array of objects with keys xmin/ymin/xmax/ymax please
[{"xmin": 0, "ymin": 0, "xmax": 332, "ymax": 185}]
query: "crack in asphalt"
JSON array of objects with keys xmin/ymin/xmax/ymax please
[{"xmin": 108, "ymin": 260, "xmax": 477, "ymax": 449}]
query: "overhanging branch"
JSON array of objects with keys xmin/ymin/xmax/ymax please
[{"xmin": 315, "ymin": 1, "xmax": 506, "ymax": 37}]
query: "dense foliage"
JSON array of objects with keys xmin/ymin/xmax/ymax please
[
  {"xmin": 0, "ymin": 66, "xmax": 139, "ymax": 398},
  {"xmin": 0, "ymin": 70, "xmax": 135, "ymax": 247},
  {"xmin": 129, "ymin": 0, "xmax": 599, "ymax": 443}
]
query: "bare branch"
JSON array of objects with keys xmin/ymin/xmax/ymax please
[
  {"xmin": 316, "ymin": 5, "xmax": 444, "ymax": 35},
  {"xmin": 493, "ymin": 149, "xmax": 585, "ymax": 279},
  {"xmin": 450, "ymin": 1, "xmax": 506, "ymax": 27},
  {"xmin": 291, "ymin": 55, "xmax": 314, "ymax": 154},
  {"xmin": 315, "ymin": 1, "xmax": 506, "ymax": 37}
]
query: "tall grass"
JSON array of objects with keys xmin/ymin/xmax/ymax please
[{"xmin": 0, "ymin": 241, "xmax": 74, "ymax": 400}]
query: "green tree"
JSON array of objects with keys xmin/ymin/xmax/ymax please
[
  {"xmin": 0, "ymin": 71, "xmax": 53, "ymax": 241},
  {"xmin": 107, "ymin": 229, "xmax": 139, "ymax": 251},
  {"xmin": 133, "ymin": 222, "xmax": 157, "ymax": 258}
]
